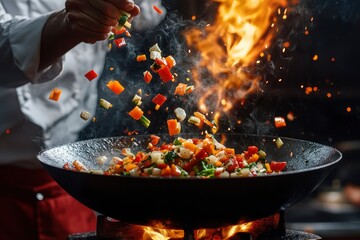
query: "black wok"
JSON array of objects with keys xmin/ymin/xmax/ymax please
[{"xmin": 37, "ymin": 134, "xmax": 341, "ymax": 229}]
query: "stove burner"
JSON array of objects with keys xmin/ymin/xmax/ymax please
[
  {"xmin": 67, "ymin": 230, "xmax": 320, "ymax": 240},
  {"xmin": 67, "ymin": 212, "xmax": 321, "ymax": 240}
]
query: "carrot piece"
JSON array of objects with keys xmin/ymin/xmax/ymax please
[
  {"xmin": 182, "ymin": 141, "xmax": 197, "ymax": 153},
  {"xmin": 167, "ymin": 119, "xmax": 181, "ymax": 136},
  {"xmin": 106, "ymin": 80, "xmax": 125, "ymax": 95},
  {"xmin": 153, "ymin": 5, "xmax": 163, "ymax": 14},
  {"xmin": 174, "ymin": 83, "xmax": 187, "ymax": 96},
  {"xmin": 84, "ymin": 69, "xmax": 98, "ymax": 81},
  {"xmin": 161, "ymin": 165, "xmax": 171, "ymax": 176},
  {"xmin": 136, "ymin": 54, "xmax": 147, "ymax": 62},
  {"xmin": 49, "ymin": 88, "xmax": 62, "ymax": 101},
  {"xmin": 170, "ymin": 164, "xmax": 181, "ymax": 176},
  {"xmin": 128, "ymin": 106, "xmax": 144, "ymax": 120},
  {"xmin": 274, "ymin": 116, "xmax": 286, "ymax": 128},
  {"xmin": 165, "ymin": 55, "xmax": 176, "ymax": 69},
  {"xmin": 150, "ymin": 135, "xmax": 160, "ymax": 145},
  {"xmin": 224, "ymin": 148, "xmax": 235, "ymax": 155},
  {"xmin": 124, "ymin": 163, "xmax": 137, "ymax": 172},
  {"xmin": 247, "ymin": 153, "xmax": 260, "ymax": 163}
]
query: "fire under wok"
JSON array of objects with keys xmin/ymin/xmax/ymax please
[{"xmin": 37, "ymin": 133, "xmax": 341, "ymax": 229}]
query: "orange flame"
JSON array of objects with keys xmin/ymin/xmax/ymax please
[{"xmin": 185, "ymin": 0, "xmax": 294, "ymax": 114}]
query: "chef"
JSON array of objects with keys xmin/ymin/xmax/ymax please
[{"xmin": 0, "ymin": 0, "xmax": 164, "ymax": 239}]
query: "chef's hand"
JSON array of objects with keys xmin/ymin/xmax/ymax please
[
  {"xmin": 39, "ymin": 0, "xmax": 140, "ymax": 70},
  {"xmin": 65, "ymin": 0, "xmax": 140, "ymax": 43}
]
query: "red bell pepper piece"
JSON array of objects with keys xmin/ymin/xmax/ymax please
[
  {"xmin": 270, "ymin": 161, "xmax": 287, "ymax": 172},
  {"xmin": 84, "ymin": 69, "xmax": 98, "ymax": 81},
  {"xmin": 114, "ymin": 38, "xmax": 126, "ymax": 48},
  {"xmin": 157, "ymin": 65, "xmax": 174, "ymax": 82},
  {"xmin": 152, "ymin": 93, "xmax": 167, "ymax": 106}
]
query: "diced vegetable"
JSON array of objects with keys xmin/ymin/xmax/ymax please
[
  {"xmin": 73, "ymin": 160, "xmax": 87, "ymax": 171},
  {"xmin": 165, "ymin": 55, "xmax": 176, "ymax": 69},
  {"xmin": 174, "ymin": 107, "xmax": 186, "ymax": 122},
  {"xmin": 275, "ymin": 137, "xmax": 284, "ymax": 149},
  {"xmin": 153, "ymin": 5, "xmax": 163, "ymax": 14},
  {"xmin": 143, "ymin": 70, "xmax": 153, "ymax": 83},
  {"xmin": 112, "ymin": 26, "xmax": 126, "ymax": 35},
  {"xmin": 99, "ymin": 98, "xmax": 113, "ymax": 109},
  {"xmin": 96, "ymin": 156, "xmax": 107, "ymax": 165},
  {"xmin": 80, "ymin": 111, "xmax": 91, "ymax": 121},
  {"xmin": 274, "ymin": 116, "xmax": 287, "ymax": 128},
  {"xmin": 149, "ymin": 43, "xmax": 162, "ymax": 53},
  {"xmin": 174, "ymin": 83, "xmax": 187, "ymax": 95},
  {"xmin": 136, "ymin": 54, "xmax": 147, "ymax": 62},
  {"xmin": 167, "ymin": 119, "xmax": 181, "ymax": 136},
  {"xmin": 48, "ymin": 88, "xmax": 62, "ymax": 101},
  {"xmin": 128, "ymin": 106, "xmax": 144, "ymax": 120},
  {"xmin": 118, "ymin": 15, "xmax": 128, "ymax": 26},
  {"xmin": 66, "ymin": 134, "xmax": 287, "ymax": 178},
  {"xmin": 84, "ymin": 69, "xmax": 98, "ymax": 81},
  {"xmin": 270, "ymin": 161, "xmax": 287, "ymax": 172},
  {"xmin": 106, "ymin": 80, "xmax": 125, "ymax": 95},
  {"xmin": 139, "ymin": 115, "xmax": 151, "ymax": 128},
  {"xmin": 132, "ymin": 94, "xmax": 142, "ymax": 106},
  {"xmin": 157, "ymin": 65, "xmax": 174, "ymax": 82},
  {"xmin": 150, "ymin": 51, "xmax": 162, "ymax": 60},
  {"xmin": 114, "ymin": 38, "xmax": 126, "ymax": 48},
  {"xmin": 152, "ymin": 94, "xmax": 167, "ymax": 109},
  {"xmin": 188, "ymin": 116, "xmax": 201, "ymax": 125}
]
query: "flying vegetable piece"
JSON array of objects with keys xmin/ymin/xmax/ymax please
[
  {"xmin": 128, "ymin": 106, "xmax": 144, "ymax": 120},
  {"xmin": 274, "ymin": 116, "xmax": 287, "ymax": 128},
  {"xmin": 84, "ymin": 69, "xmax": 98, "ymax": 81},
  {"xmin": 143, "ymin": 70, "xmax": 153, "ymax": 83},
  {"xmin": 136, "ymin": 54, "xmax": 147, "ymax": 62},
  {"xmin": 165, "ymin": 55, "xmax": 176, "ymax": 69},
  {"xmin": 152, "ymin": 4, "xmax": 163, "ymax": 14},
  {"xmin": 106, "ymin": 80, "xmax": 125, "ymax": 95},
  {"xmin": 132, "ymin": 94, "xmax": 142, "ymax": 106},
  {"xmin": 152, "ymin": 94, "xmax": 167, "ymax": 110},
  {"xmin": 275, "ymin": 137, "xmax": 284, "ymax": 149},
  {"xmin": 49, "ymin": 88, "xmax": 62, "ymax": 101},
  {"xmin": 80, "ymin": 111, "xmax": 92, "ymax": 121},
  {"xmin": 114, "ymin": 38, "xmax": 126, "ymax": 48},
  {"xmin": 174, "ymin": 107, "xmax": 186, "ymax": 122},
  {"xmin": 167, "ymin": 119, "xmax": 181, "ymax": 136},
  {"xmin": 157, "ymin": 65, "xmax": 174, "ymax": 82},
  {"xmin": 99, "ymin": 98, "xmax": 113, "ymax": 109},
  {"xmin": 118, "ymin": 11, "xmax": 132, "ymax": 29},
  {"xmin": 174, "ymin": 83, "xmax": 187, "ymax": 96}
]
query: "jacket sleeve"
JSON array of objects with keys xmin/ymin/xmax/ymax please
[{"xmin": 0, "ymin": 3, "xmax": 63, "ymax": 88}]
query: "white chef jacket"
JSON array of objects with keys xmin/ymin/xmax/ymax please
[
  {"xmin": 0, "ymin": 0, "xmax": 106, "ymax": 167},
  {"xmin": 0, "ymin": 0, "xmax": 165, "ymax": 168}
]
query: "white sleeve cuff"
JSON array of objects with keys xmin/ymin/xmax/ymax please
[{"xmin": 9, "ymin": 13, "xmax": 63, "ymax": 84}]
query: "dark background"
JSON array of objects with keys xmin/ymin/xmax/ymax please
[{"xmin": 78, "ymin": 0, "xmax": 360, "ymax": 238}]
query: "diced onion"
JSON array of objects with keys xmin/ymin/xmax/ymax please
[
  {"xmin": 96, "ymin": 156, "xmax": 107, "ymax": 165},
  {"xmin": 150, "ymin": 151, "xmax": 163, "ymax": 163},
  {"xmin": 174, "ymin": 107, "xmax": 186, "ymax": 122},
  {"xmin": 150, "ymin": 51, "xmax": 162, "ymax": 60}
]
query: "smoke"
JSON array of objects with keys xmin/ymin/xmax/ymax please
[
  {"xmin": 80, "ymin": 13, "xmax": 205, "ymax": 139},
  {"xmin": 80, "ymin": 0, "xmax": 360, "ymax": 141}
]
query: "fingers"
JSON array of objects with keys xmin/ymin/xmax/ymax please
[
  {"xmin": 104, "ymin": 0, "xmax": 139, "ymax": 15},
  {"xmin": 65, "ymin": 0, "xmax": 140, "ymax": 43}
]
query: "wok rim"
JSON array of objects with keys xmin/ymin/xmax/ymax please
[{"xmin": 37, "ymin": 133, "xmax": 342, "ymax": 180}]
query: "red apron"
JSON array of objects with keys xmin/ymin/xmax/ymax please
[{"xmin": 0, "ymin": 166, "xmax": 96, "ymax": 240}]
